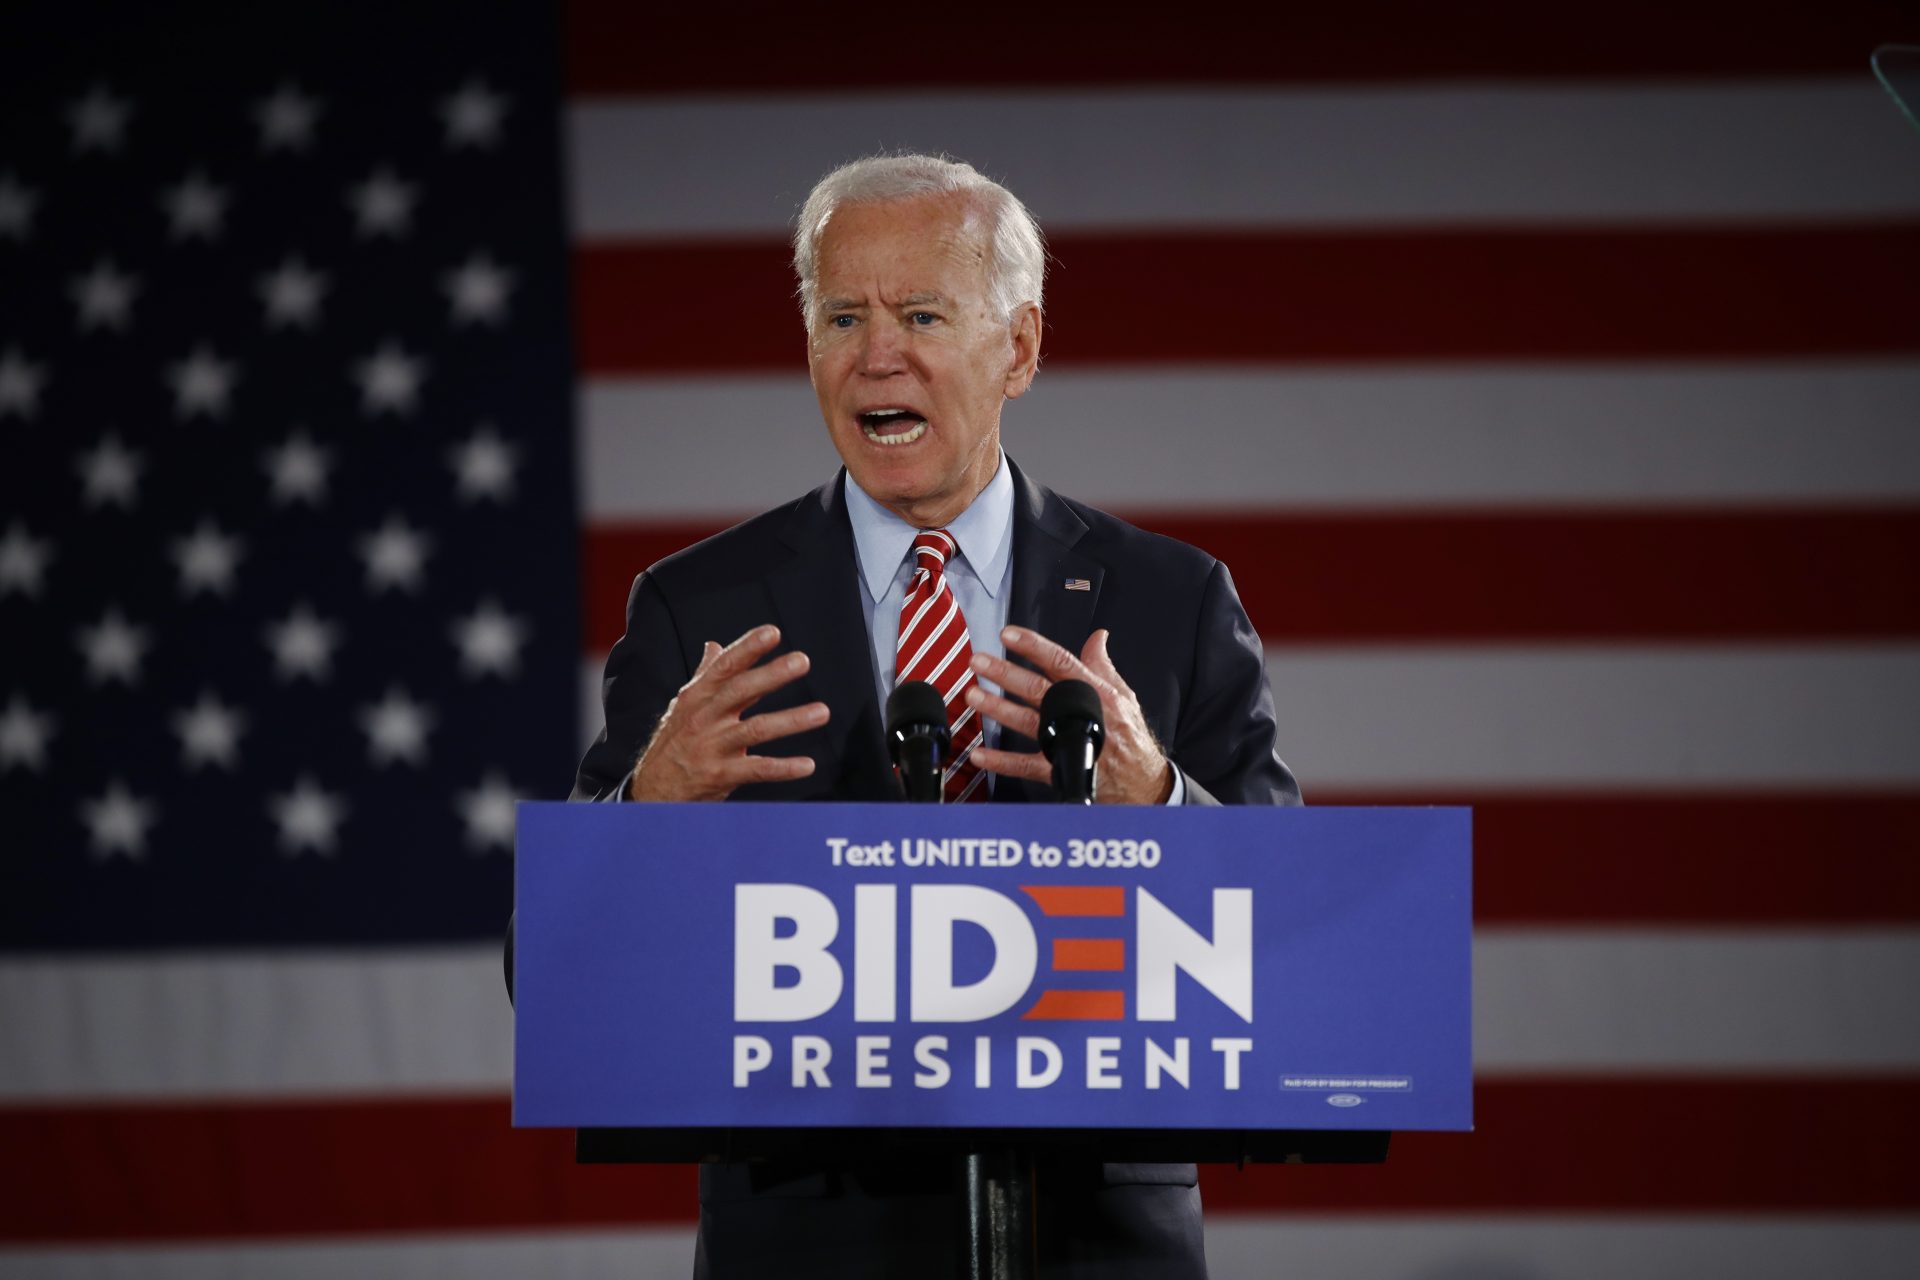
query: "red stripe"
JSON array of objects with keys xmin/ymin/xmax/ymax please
[
  {"xmin": 896, "ymin": 601, "xmax": 958, "ymax": 678},
  {"xmin": 895, "ymin": 587, "xmax": 946, "ymax": 657},
  {"xmin": 902, "ymin": 626, "xmax": 970, "ymax": 688},
  {"xmin": 1140, "ymin": 507, "xmax": 1920, "ymax": 644},
  {"xmin": 565, "ymin": 1, "xmax": 1918, "ymax": 94},
  {"xmin": 897, "ymin": 597, "xmax": 959, "ymax": 669},
  {"xmin": 945, "ymin": 708, "xmax": 984, "ymax": 802},
  {"xmin": 573, "ymin": 226, "xmax": 1920, "ymax": 373},
  {"xmin": 5, "ymin": 1080, "xmax": 1917, "ymax": 1239},
  {"xmin": 1022, "ymin": 990, "xmax": 1128, "ymax": 1020},
  {"xmin": 1314, "ymin": 790, "xmax": 1920, "ymax": 926},
  {"xmin": 0, "ymin": 1095, "xmax": 695, "ymax": 1243},
  {"xmin": 1054, "ymin": 939, "xmax": 1128, "ymax": 971},
  {"xmin": 1022, "ymin": 886, "xmax": 1128, "ymax": 917},
  {"xmin": 1201, "ymin": 1077, "xmax": 1920, "ymax": 1213},
  {"xmin": 584, "ymin": 508, "xmax": 1920, "ymax": 650}
]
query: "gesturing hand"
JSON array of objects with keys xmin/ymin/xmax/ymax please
[
  {"xmin": 964, "ymin": 626, "xmax": 1175, "ymax": 805},
  {"xmin": 627, "ymin": 625, "xmax": 829, "ymax": 802}
]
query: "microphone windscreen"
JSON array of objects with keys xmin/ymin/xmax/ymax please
[
  {"xmin": 887, "ymin": 680, "xmax": 949, "ymax": 736},
  {"xmin": 1041, "ymin": 678, "xmax": 1102, "ymax": 726}
]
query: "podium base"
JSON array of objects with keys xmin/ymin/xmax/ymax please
[{"xmin": 963, "ymin": 1146, "xmax": 1035, "ymax": 1280}]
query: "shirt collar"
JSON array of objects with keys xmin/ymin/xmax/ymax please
[{"xmin": 845, "ymin": 451, "xmax": 1015, "ymax": 605}]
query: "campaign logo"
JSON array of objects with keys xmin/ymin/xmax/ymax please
[
  {"xmin": 729, "ymin": 883, "xmax": 1257, "ymax": 1093},
  {"xmin": 732, "ymin": 883, "xmax": 1253, "ymax": 1024}
]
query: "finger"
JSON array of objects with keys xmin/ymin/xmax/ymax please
[
  {"xmin": 726, "ymin": 701, "xmax": 830, "ymax": 750},
  {"xmin": 707, "ymin": 649, "xmax": 813, "ymax": 718},
  {"xmin": 1078, "ymin": 628, "xmax": 1115, "ymax": 679},
  {"xmin": 963, "ymin": 685, "xmax": 1041, "ymax": 739},
  {"xmin": 968, "ymin": 745, "xmax": 1053, "ymax": 783},
  {"xmin": 704, "ymin": 625, "xmax": 784, "ymax": 683},
  {"xmin": 1080, "ymin": 628, "xmax": 1135, "ymax": 699},
  {"xmin": 969, "ymin": 651, "xmax": 1049, "ymax": 704},
  {"xmin": 671, "ymin": 640, "xmax": 725, "ymax": 702},
  {"xmin": 718, "ymin": 753, "xmax": 817, "ymax": 784},
  {"xmin": 1001, "ymin": 625, "xmax": 1096, "ymax": 685}
]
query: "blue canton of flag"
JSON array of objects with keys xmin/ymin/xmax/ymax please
[{"xmin": 0, "ymin": 2, "xmax": 578, "ymax": 950}]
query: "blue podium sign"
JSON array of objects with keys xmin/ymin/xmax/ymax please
[{"xmin": 513, "ymin": 803, "xmax": 1470, "ymax": 1133}]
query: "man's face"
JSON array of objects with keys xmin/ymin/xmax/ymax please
[{"xmin": 806, "ymin": 194, "xmax": 1040, "ymax": 529}]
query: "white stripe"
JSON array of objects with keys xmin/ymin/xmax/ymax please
[
  {"xmin": 898, "ymin": 593, "xmax": 959, "ymax": 675},
  {"xmin": 1475, "ymin": 930, "xmax": 1920, "ymax": 1074},
  {"xmin": 0, "ymin": 947, "xmax": 511, "ymax": 1101},
  {"xmin": 921, "ymin": 627, "xmax": 971, "ymax": 689},
  {"xmin": 952, "ymin": 767, "xmax": 988, "ymax": 803},
  {"xmin": 570, "ymin": 82, "xmax": 1920, "ymax": 236},
  {"xmin": 1201, "ymin": 1217, "xmax": 1920, "ymax": 1280},
  {"xmin": 584, "ymin": 647, "xmax": 1920, "ymax": 789},
  {"xmin": 0, "ymin": 1227, "xmax": 697, "ymax": 1279},
  {"xmin": 586, "ymin": 647, "xmax": 1920, "ymax": 789},
  {"xmin": 941, "ymin": 668, "xmax": 975, "ymax": 708},
  {"xmin": 896, "ymin": 584, "xmax": 943, "ymax": 651},
  {"xmin": 6, "ymin": 1220, "xmax": 1918, "ymax": 1279},
  {"xmin": 942, "ymin": 732, "xmax": 980, "ymax": 783},
  {"xmin": 7, "ymin": 930, "xmax": 1918, "ymax": 1099},
  {"xmin": 6, "ymin": 1219, "xmax": 1914, "ymax": 1279},
  {"xmin": 579, "ymin": 363, "xmax": 1920, "ymax": 518},
  {"xmin": 1265, "ymin": 644, "xmax": 1920, "ymax": 790}
]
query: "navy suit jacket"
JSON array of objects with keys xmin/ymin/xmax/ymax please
[
  {"xmin": 574, "ymin": 459, "xmax": 1295, "ymax": 810},
  {"xmin": 548, "ymin": 459, "xmax": 1297, "ymax": 1278}
]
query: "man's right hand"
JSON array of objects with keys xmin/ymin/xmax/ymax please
[{"xmin": 627, "ymin": 625, "xmax": 828, "ymax": 802}]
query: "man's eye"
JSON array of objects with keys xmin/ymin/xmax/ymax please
[
  {"xmin": 829, "ymin": 314, "xmax": 856, "ymax": 329},
  {"xmin": 910, "ymin": 311, "xmax": 937, "ymax": 326}
]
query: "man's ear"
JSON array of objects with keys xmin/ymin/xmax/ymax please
[{"xmin": 1004, "ymin": 302, "xmax": 1043, "ymax": 400}]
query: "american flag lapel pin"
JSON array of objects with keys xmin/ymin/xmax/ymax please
[{"xmin": 1064, "ymin": 577, "xmax": 1091, "ymax": 592}]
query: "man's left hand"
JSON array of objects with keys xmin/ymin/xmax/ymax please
[{"xmin": 965, "ymin": 626, "xmax": 1175, "ymax": 805}]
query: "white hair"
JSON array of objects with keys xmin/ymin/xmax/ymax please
[{"xmin": 791, "ymin": 153, "xmax": 1046, "ymax": 323}]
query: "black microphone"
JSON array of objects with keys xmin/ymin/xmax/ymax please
[
  {"xmin": 886, "ymin": 680, "xmax": 951, "ymax": 803},
  {"xmin": 1040, "ymin": 679, "xmax": 1105, "ymax": 804}
]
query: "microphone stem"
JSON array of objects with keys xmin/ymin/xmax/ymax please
[
  {"xmin": 1054, "ymin": 737, "xmax": 1097, "ymax": 804},
  {"xmin": 899, "ymin": 735, "xmax": 944, "ymax": 804}
]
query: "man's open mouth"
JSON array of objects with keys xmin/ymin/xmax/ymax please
[{"xmin": 858, "ymin": 408, "xmax": 928, "ymax": 446}]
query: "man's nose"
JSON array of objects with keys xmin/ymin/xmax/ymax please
[{"xmin": 857, "ymin": 318, "xmax": 908, "ymax": 376}]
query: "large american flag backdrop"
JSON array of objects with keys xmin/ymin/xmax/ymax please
[{"xmin": 4, "ymin": 1, "xmax": 1919, "ymax": 1275}]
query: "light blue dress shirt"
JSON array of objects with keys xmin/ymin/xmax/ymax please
[{"xmin": 842, "ymin": 452, "xmax": 1182, "ymax": 804}]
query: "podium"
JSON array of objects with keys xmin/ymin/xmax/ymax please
[{"xmin": 513, "ymin": 802, "xmax": 1471, "ymax": 1274}]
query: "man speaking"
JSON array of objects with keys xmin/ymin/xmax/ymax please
[{"xmin": 570, "ymin": 154, "xmax": 1298, "ymax": 1278}]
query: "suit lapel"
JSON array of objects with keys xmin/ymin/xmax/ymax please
[
  {"xmin": 1000, "ymin": 459, "xmax": 1103, "ymax": 804},
  {"xmin": 765, "ymin": 473, "xmax": 896, "ymax": 801}
]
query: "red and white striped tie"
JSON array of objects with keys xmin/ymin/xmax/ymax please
[{"xmin": 896, "ymin": 530, "xmax": 986, "ymax": 803}]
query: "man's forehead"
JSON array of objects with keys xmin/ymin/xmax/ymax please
[{"xmin": 817, "ymin": 195, "xmax": 989, "ymax": 264}]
